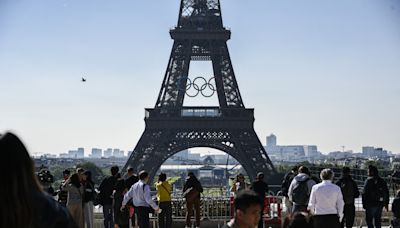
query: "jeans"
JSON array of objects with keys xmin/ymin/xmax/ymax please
[
  {"xmin": 102, "ymin": 204, "xmax": 114, "ymax": 228},
  {"xmin": 341, "ymin": 204, "xmax": 355, "ymax": 228},
  {"xmin": 292, "ymin": 204, "xmax": 308, "ymax": 213},
  {"xmin": 159, "ymin": 201, "xmax": 172, "ymax": 228},
  {"xmin": 365, "ymin": 206, "xmax": 383, "ymax": 228},
  {"xmin": 313, "ymin": 214, "xmax": 340, "ymax": 228}
]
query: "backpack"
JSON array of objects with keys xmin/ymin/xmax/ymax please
[{"xmin": 292, "ymin": 178, "xmax": 310, "ymax": 205}]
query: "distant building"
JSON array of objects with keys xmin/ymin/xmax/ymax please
[
  {"xmin": 59, "ymin": 153, "xmax": 69, "ymax": 158},
  {"xmin": 91, "ymin": 148, "xmax": 102, "ymax": 158},
  {"xmin": 113, "ymin": 149, "xmax": 124, "ymax": 158},
  {"xmin": 266, "ymin": 134, "xmax": 277, "ymax": 147},
  {"xmin": 265, "ymin": 134, "xmax": 320, "ymax": 161},
  {"xmin": 77, "ymin": 148, "xmax": 84, "ymax": 158},
  {"xmin": 362, "ymin": 146, "xmax": 388, "ymax": 158},
  {"xmin": 68, "ymin": 150, "xmax": 78, "ymax": 158},
  {"xmin": 104, "ymin": 148, "xmax": 112, "ymax": 158}
]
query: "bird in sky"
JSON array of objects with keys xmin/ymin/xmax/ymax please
[{"xmin": 81, "ymin": 77, "xmax": 86, "ymax": 82}]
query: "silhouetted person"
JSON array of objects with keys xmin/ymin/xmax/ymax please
[
  {"xmin": 362, "ymin": 165, "xmax": 389, "ymax": 228},
  {"xmin": 391, "ymin": 190, "xmax": 400, "ymax": 228},
  {"xmin": 250, "ymin": 172, "xmax": 269, "ymax": 228},
  {"xmin": 114, "ymin": 178, "xmax": 130, "ymax": 228},
  {"xmin": 183, "ymin": 172, "xmax": 203, "ymax": 228},
  {"xmin": 0, "ymin": 132, "xmax": 78, "ymax": 228},
  {"xmin": 335, "ymin": 167, "xmax": 359, "ymax": 228},
  {"xmin": 223, "ymin": 190, "xmax": 263, "ymax": 228},
  {"xmin": 282, "ymin": 211, "xmax": 313, "ymax": 228},
  {"xmin": 98, "ymin": 166, "xmax": 119, "ymax": 228}
]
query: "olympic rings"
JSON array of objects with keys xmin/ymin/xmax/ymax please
[{"xmin": 177, "ymin": 76, "xmax": 216, "ymax": 98}]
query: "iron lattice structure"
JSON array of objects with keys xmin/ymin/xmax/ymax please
[{"xmin": 125, "ymin": 0, "xmax": 275, "ymax": 181}]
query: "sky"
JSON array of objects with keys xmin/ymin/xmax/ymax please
[{"xmin": 0, "ymin": 0, "xmax": 399, "ymax": 156}]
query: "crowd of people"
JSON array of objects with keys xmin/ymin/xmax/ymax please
[{"xmin": 3, "ymin": 131, "xmax": 400, "ymax": 228}]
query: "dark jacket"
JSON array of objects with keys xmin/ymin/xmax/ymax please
[
  {"xmin": 125, "ymin": 174, "xmax": 139, "ymax": 189},
  {"xmin": 32, "ymin": 191, "xmax": 78, "ymax": 228},
  {"xmin": 83, "ymin": 181, "xmax": 95, "ymax": 203},
  {"xmin": 183, "ymin": 176, "xmax": 203, "ymax": 199},
  {"xmin": 336, "ymin": 175, "xmax": 360, "ymax": 204},
  {"xmin": 362, "ymin": 176, "xmax": 389, "ymax": 208},
  {"xmin": 281, "ymin": 171, "xmax": 295, "ymax": 197},
  {"xmin": 98, "ymin": 175, "xmax": 117, "ymax": 205},
  {"xmin": 393, "ymin": 196, "xmax": 400, "ymax": 218},
  {"xmin": 251, "ymin": 180, "xmax": 269, "ymax": 203}
]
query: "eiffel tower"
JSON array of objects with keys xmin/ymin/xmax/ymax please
[{"xmin": 124, "ymin": 0, "xmax": 275, "ymax": 181}]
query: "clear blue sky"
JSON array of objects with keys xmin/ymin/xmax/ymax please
[{"xmin": 1, "ymin": 0, "xmax": 399, "ymax": 155}]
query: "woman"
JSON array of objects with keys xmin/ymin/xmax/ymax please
[
  {"xmin": 183, "ymin": 172, "xmax": 203, "ymax": 228},
  {"xmin": 83, "ymin": 170, "xmax": 95, "ymax": 228},
  {"xmin": 156, "ymin": 173, "xmax": 172, "ymax": 228},
  {"xmin": 0, "ymin": 132, "xmax": 77, "ymax": 228},
  {"xmin": 113, "ymin": 178, "xmax": 130, "ymax": 228},
  {"xmin": 63, "ymin": 173, "xmax": 84, "ymax": 228}
]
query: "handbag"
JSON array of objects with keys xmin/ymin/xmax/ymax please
[{"xmin": 183, "ymin": 187, "xmax": 199, "ymax": 202}]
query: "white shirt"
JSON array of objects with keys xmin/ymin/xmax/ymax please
[
  {"xmin": 308, "ymin": 180, "xmax": 344, "ymax": 221},
  {"xmin": 122, "ymin": 180, "xmax": 158, "ymax": 210}
]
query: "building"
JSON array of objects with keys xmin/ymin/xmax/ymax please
[
  {"xmin": 362, "ymin": 146, "xmax": 388, "ymax": 158},
  {"xmin": 104, "ymin": 148, "xmax": 113, "ymax": 158},
  {"xmin": 265, "ymin": 134, "xmax": 321, "ymax": 161},
  {"xmin": 90, "ymin": 148, "xmax": 102, "ymax": 158},
  {"xmin": 77, "ymin": 148, "xmax": 84, "ymax": 158}
]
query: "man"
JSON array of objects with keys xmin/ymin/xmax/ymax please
[
  {"xmin": 76, "ymin": 168, "xmax": 85, "ymax": 182},
  {"xmin": 121, "ymin": 170, "xmax": 160, "ymax": 228},
  {"xmin": 223, "ymin": 190, "xmax": 263, "ymax": 228},
  {"xmin": 250, "ymin": 172, "xmax": 269, "ymax": 228},
  {"xmin": 288, "ymin": 166, "xmax": 316, "ymax": 213},
  {"xmin": 281, "ymin": 166, "xmax": 298, "ymax": 213},
  {"xmin": 156, "ymin": 173, "xmax": 172, "ymax": 228},
  {"xmin": 125, "ymin": 167, "xmax": 139, "ymax": 227},
  {"xmin": 308, "ymin": 169, "xmax": 344, "ymax": 228},
  {"xmin": 126, "ymin": 167, "xmax": 139, "ymax": 189},
  {"xmin": 58, "ymin": 169, "xmax": 71, "ymax": 207},
  {"xmin": 335, "ymin": 167, "xmax": 360, "ymax": 228},
  {"xmin": 362, "ymin": 165, "xmax": 389, "ymax": 228},
  {"xmin": 98, "ymin": 166, "xmax": 119, "ymax": 228}
]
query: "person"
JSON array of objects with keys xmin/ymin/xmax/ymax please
[
  {"xmin": 126, "ymin": 167, "xmax": 139, "ymax": 189},
  {"xmin": 391, "ymin": 190, "xmax": 400, "ymax": 228},
  {"xmin": 156, "ymin": 173, "xmax": 173, "ymax": 228},
  {"xmin": 62, "ymin": 173, "xmax": 85, "ymax": 228},
  {"xmin": 58, "ymin": 169, "xmax": 71, "ymax": 207},
  {"xmin": 98, "ymin": 165, "xmax": 119, "ymax": 228},
  {"xmin": 114, "ymin": 178, "xmax": 130, "ymax": 228},
  {"xmin": 121, "ymin": 170, "xmax": 160, "ymax": 228},
  {"xmin": 281, "ymin": 166, "xmax": 298, "ymax": 213},
  {"xmin": 250, "ymin": 172, "xmax": 269, "ymax": 228},
  {"xmin": 76, "ymin": 168, "xmax": 85, "ymax": 182},
  {"xmin": 125, "ymin": 167, "xmax": 139, "ymax": 227},
  {"xmin": 183, "ymin": 172, "xmax": 204, "ymax": 228},
  {"xmin": 0, "ymin": 132, "xmax": 78, "ymax": 228},
  {"xmin": 308, "ymin": 168, "xmax": 344, "ymax": 228},
  {"xmin": 282, "ymin": 211, "xmax": 313, "ymax": 228},
  {"xmin": 335, "ymin": 167, "xmax": 360, "ymax": 228},
  {"xmin": 82, "ymin": 170, "xmax": 95, "ymax": 228},
  {"xmin": 288, "ymin": 166, "xmax": 316, "ymax": 213},
  {"xmin": 362, "ymin": 165, "xmax": 389, "ymax": 228},
  {"xmin": 231, "ymin": 173, "xmax": 249, "ymax": 194},
  {"xmin": 223, "ymin": 190, "xmax": 263, "ymax": 228}
]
